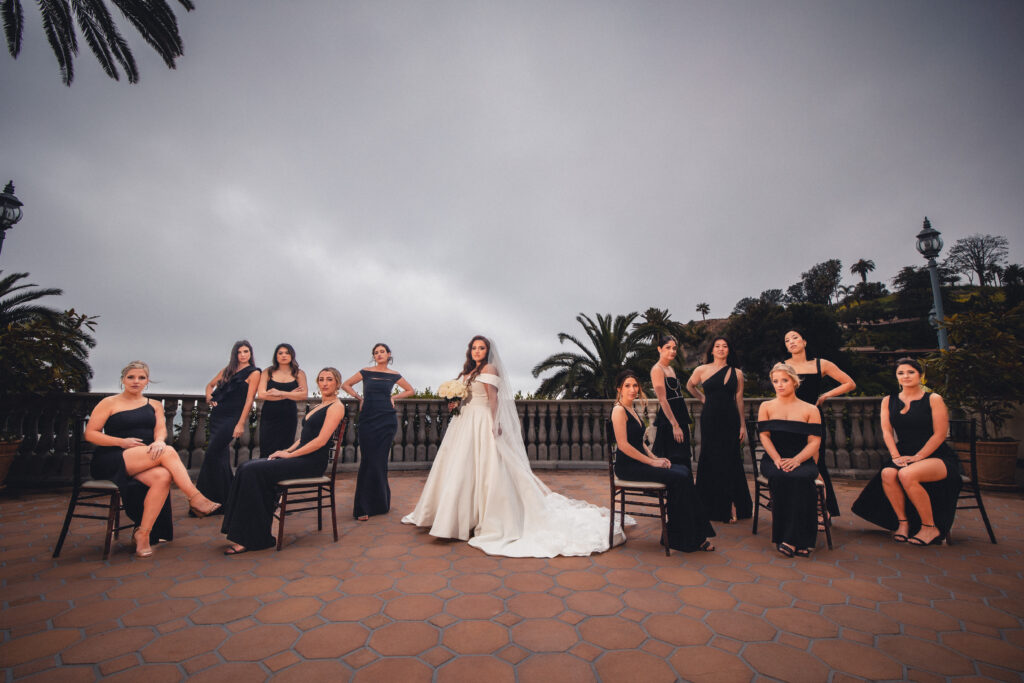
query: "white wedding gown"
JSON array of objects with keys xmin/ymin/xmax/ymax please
[{"xmin": 402, "ymin": 373, "xmax": 627, "ymax": 557}]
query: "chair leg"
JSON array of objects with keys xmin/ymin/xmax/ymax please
[
  {"xmin": 52, "ymin": 490, "xmax": 80, "ymax": 559},
  {"xmin": 316, "ymin": 486, "xmax": 324, "ymax": 531},
  {"xmin": 752, "ymin": 482, "xmax": 760, "ymax": 535},
  {"xmin": 329, "ymin": 484, "xmax": 338, "ymax": 543},
  {"xmin": 818, "ymin": 488, "xmax": 833, "ymax": 550},
  {"xmin": 974, "ymin": 488, "xmax": 998, "ymax": 544},
  {"xmin": 608, "ymin": 492, "xmax": 616, "ymax": 549},
  {"xmin": 276, "ymin": 490, "xmax": 288, "ymax": 551},
  {"xmin": 660, "ymin": 492, "xmax": 670, "ymax": 557},
  {"xmin": 102, "ymin": 492, "xmax": 120, "ymax": 560}
]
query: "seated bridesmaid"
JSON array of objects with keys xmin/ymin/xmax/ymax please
[
  {"xmin": 852, "ymin": 358, "xmax": 961, "ymax": 546},
  {"xmin": 85, "ymin": 361, "xmax": 220, "ymax": 558},
  {"xmin": 611, "ymin": 370, "xmax": 715, "ymax": 553},
  {"xmin": 221, "ymin": 368, "xmax": 346, "ymax": 554},
  {"xmin": 757, "ymin": 362, "xmax": 822, "ymax": 558}
]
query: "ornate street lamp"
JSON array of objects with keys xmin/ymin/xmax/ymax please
[
  {"xmin": 915, "ymin": 216, "xmax": 948, "ymax": 350},
  {"xmin": 0, "ymin": 181, "xmax": 24, "ymax": 259}
]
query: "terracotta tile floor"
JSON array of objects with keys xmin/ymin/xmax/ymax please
[{"xmin": 2, "ymin": 473, "xmax": 1022, "ymax": 681}]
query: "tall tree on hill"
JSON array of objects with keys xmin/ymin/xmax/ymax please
[
  {"xmin": 798, "ymin": 259, "xmax": 844, "ymax": 306},
  {"xmin": 532, "ymin": 312, "xmax": 646, "ymax": 399},
  {"xmin": 2, "ymin": 0, "xmax": 194, "ymax": 85},
  {"xmin": 945, "ymin": 234, "xmax": 1009, "ymax": 286},
  {"xmin": 850, "ymin": 259, "xmax": 876, "ymax": 284},
  {"xmin": 696, "ymin": 302, "xmax": 710, "ymax": 321}
]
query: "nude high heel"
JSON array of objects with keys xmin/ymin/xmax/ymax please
[
  {"xmin": 133, "ymin": 527, "xmax": 154, "ymax": 558},
  {"xmin": 187, "ymin": 491, "xmax": 221, "ymax": 518}
]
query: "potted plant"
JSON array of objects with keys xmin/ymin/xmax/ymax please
[
  {"xmin": 928, "ymin": 307, "xmax": 1024, "ymax": 490},
  {"xmin": 0, "ymin": 433, "xmax": 22, "ymax": 488}
]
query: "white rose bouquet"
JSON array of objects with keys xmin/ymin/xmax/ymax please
[{"xmin": 438, "ymin": 379, "xmax": 469, "ymax": 415}]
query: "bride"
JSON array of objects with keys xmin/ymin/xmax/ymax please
[{"xmin": 402, "ymin": 335, "xmax": 627, "ymax": 557}]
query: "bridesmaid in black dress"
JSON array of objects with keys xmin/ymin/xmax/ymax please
[
  {"xmin": 852, "ymin": 358, "xmax": 960, "ymax": 546},
  {"xmin": 342, "ymin": 343, "xmax": 415, "ymax": 520},
  {"xmin": 611, "ymin": 370, "xmax": 715, "ymax": 553},
  {"xmin": 222, "ymin": 368, "xmax": 346, "ymax": 554},
  {"xmin": 757, "ymin": 362, "xmax": 823, "ymax": 557},
  {"xmin": 784, "ymin": 330, "xmax": 856, "ymax": 517},
  {"xmin": 86, "ymin": 361, "xmax": 220, "ymax": 557},
  {"xmin": 688, "ymin": 337, "xmax": 752, "ymax": 523},
  {"xmin": 198, "ymin": 340, "xmax": 260, "ymax": 509},
  {"xmin": 258, "ymin": 343, "xmax": 308, "ymax": 458},
  {"xmin": 650, "ymin": 335, "xmax": 692, "ymax": 472}
]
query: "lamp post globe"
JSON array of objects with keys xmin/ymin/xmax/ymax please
[
  {"xmin": 916, "ymin": 216, "xmax": 948, "ymax": 350},
  {"xmin": 0, "ymin": 181, "xmax": 25, "ymax": 259}
]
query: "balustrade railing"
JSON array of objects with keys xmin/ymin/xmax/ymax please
[{"xmin": 1, "ymin": 394, "xmax": 893, "ymax": 487}]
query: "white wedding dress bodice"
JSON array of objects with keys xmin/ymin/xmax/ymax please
[{"xmin": 402, "ymin": 373, "xmax": 626, "ymax": 557}]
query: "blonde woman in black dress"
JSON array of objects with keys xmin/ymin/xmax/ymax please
[{"xmin": 784, "ymin": 329, "xmax": 855, "ymax": 517}]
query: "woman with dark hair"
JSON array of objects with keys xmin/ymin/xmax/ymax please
[
  {"xmin": 257, "ymin": 343, "xmax": 308, "ymax": 459},
  {"xmin": 612, "ymin": 370, "xmax": 715, "ymax": 552},
  {"xmin": 403, "ymin": 335, "xmax": 627, "ymax": 556},
  {"xmin": 342, "ymin": 343, "xmax": 414, "ymax": 520},
  {"xmin": 852, "ymin": 358, "xmax": 961, "ymax": 546},
  {"xmin": 86, "ymin": 362, "xmax": 220, "ymax": 557},
  {"xmin": 222, "ymin": 368, "xmax": 346, "ymax": 554},
  {"xmin": 650, "ymin": 335, "xmax": 692, "ymax": 472},
  {"xmin": 784, "ymin": 329, "xmax": 856, "ymax": 517},
  {"xmin": 758, "ymin": 363, "xmax": 823, "ymax": 557},
  {"xmin": 197, "ymin": 340, "xmax": 261, "ymax": 509},
  {"xmin": 687, "ymin": 337, "xmax": 752, "ymax": 523}
]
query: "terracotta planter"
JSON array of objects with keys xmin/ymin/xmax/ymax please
[
  {"xmin": 0, "ymin": 440, "xmax": 22, "ymax": 488},
  {"xmin": 955, "ymin": 439, "xmax": 1020, "ymax": 491}
]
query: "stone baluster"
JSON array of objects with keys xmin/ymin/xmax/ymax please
[
  {"xmin": 559, "ymin": 402, "xmax": 572, "ymax": 461},
  {"xmin": 178, "ymin": 399, "xmax": 195, "ymax": 466},
  {"xmin": 415, "ymin": 402, "xmax": 428, "ymax": 462},
  {"xmin": 525, "ymin": 403, "xmax": 537, "ymax": 459},
  {"xmin": 191, "ymin": 402, "xmax": 210, "ymax": 468},
  {"xmin": 846, "ymin": 402, "xmax": 863, "ymax": 470},
  {"xmin": 832, "ymin": 403, "xmax": 849, "ymax": 471},
  {"xmin": 537, "ymin": 403, "xmax": 549, "ymax": 460},
  {"xmin": 162, "ymin": 397, "xmax": 179, "ymax": 452},
  {"xmin": 570, "ymin": 403, "xmax": 583, "ymax": 461},
  {"xmin": 426, "ymin": 402, "xmax": 440, "ymax": 462}
]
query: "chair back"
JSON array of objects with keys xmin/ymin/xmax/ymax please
[
  {"xmin": 948, "ymin": 418, "xmax": 977, "ymax": 481},
  {"xmin": 746, "ymin": 419, "xmax": 762, "ymax": 471},
  {"xmin": 604, "ymin": 419, "xmax": 617, "ymax": 480},
  {"xmin": 69, "ymin": 411, "xmax": 93, "ymax": 489},
  {"xmin": 326, "ymin": 418, "xmax": 348, "ymax": 481}
]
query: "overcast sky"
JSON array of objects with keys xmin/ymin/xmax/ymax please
[{"xmin": 2, "ymin": 1, "xmax": 1022, "ymax": 394}]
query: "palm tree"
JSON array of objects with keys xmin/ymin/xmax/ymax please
[
  {"xmin": 0, "ymin": 271, "xmax": 95, "ymax": 393},
  {"xmin": 850, "ymin": 259, "xmax": 876, "ymax": 284},
  {"xmin": 531, "ymin": 312, "xmax": 646, "ymax": 398},
  {"xmin": 3, "ymin": 0, "xmax": 194, "ymax": 86},
  {"xmin": 696, "ymin": 302, "xmax": 710, "ymax": 321}
]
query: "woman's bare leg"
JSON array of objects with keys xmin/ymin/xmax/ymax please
[
  {"xmin": 133, "ymin": 467, "xmax": 171, "ymax": 554},
  {"xmin": 898, "ymin": 459, "xmax": 948, "ymax": 544},
  {"xmin": 879, "ymin": 467, "xmax": 909, "ymax": 539}
]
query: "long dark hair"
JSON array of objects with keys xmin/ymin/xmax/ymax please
[
  {"xmin": 704, "ymin": 336, "xmax": 737, "ymax": 365},
  {"xmin": 460, "ymin": 335, "xmax": 490, "ymax": 384},
  {"xmin": 216, "ymin": 340, "xmax": 253, "ymax": 389},
  {"xmin": 270, "ymin": 343, "xmax": 299, "ymax": 377}
]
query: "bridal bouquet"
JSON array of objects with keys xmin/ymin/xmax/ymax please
[{"xmin": 438, "ymin": 379, "xmax": 469, "ymax": 416}]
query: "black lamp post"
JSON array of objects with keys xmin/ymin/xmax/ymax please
[
  {"xmin": 0, "ymin": 181, "xmax": 24, "ymax": 259},
  {"xmin": 915, "ymin": 216, "xmax": 948, "ymax": 350}
]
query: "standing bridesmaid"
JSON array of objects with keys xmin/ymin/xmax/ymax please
[
  {"xmin": 197, "ymin": 340, "xmax": 261, "ymax": 510},
  {"xmin": 258, "ymin": 343, "xmax": 308, "ymax": 458},
  {"xmin": 687, "ymin": 337, "xmax": 753, "ymax": 523},
  {"xmin": 650, "ymin": 335, "xmax": 692, "ymax": 472},
  {"xmin": 342, "ymin": 343, "xmax": 414, "ymax": 520},
  {"xmin": 783, "ymin": 329, "xmax": 856, "ymax": 517}
]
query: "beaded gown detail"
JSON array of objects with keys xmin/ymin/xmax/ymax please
[
  {"xmin": 353, "ymin": 370, "xmax": 400, "ymax": 518},
  {"xmin": 652, "ymin": 374, "xmax": 692, "ymax": 471},
  {"xmin": 403, "ymin": 373, "xmax": 627, "ymax": 557},
  {"xmin": 221, "ymin": 404, "xmax": 333, "ymax": 551},
  {"xmin": 90, "ymin": 404, "xmax": 173, "ymax": 543},
  {"xmin": 796, "ymin": 359, "xmax": 840, "ymax": 516},
  {"xmin": 695, "ymin": 366, "xmax": 753, "ymax": 522},
  {"xmin": 198, "ymin": 365, "xmax": 260, "ymax": 507},
  {"xmin": 616, "ymin": 409, "xmax": 715, "ymax": 552},
  {"xmin": 759, "ymin": 419, "xmax": 822, "ymax": 550},
  {"xmin": 852, "ymin": 393, "xmax": 962, "ymax": 537},
  {"xmin": 259, "ymin": 377, "xmax": 299, "ymax": 458}
]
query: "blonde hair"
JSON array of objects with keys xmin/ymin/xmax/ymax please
[
  {"xmin": 120, "ymin": 361, "xmax": 150, "ymax": 382},
  {"xmin": 769, "ymin": 362, "xmax": 801, "ymax": 387},
  {"xmin": 318, "ymin": 367, "xmax": 342, "ymax": 386}
]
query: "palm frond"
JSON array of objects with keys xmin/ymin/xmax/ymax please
[
  {"xmin": 2, "ymin": 0, "xmax": 24, "ymax": 57},
  {"xmin": 38, "ymin": 0, "xmax": 76, "ymax": 85},
  {"xmin": 111, "ymin": 0, "xmax": 183, "ymax": 69}
]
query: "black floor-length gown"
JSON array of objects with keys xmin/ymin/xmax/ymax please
[
  {"xmin": 90, "ymin": 404, "xmax": 174, "ymax": 544},
  {"xmin": 652, "ymin": 374, "xmax": 693, "ymax": 472},
  {"xmin": 852, "ymin": 393, "xmax": 962, "ymax": 538},
  {"xmin": 259, "ymin": 377, "xmax": 300, "ymax": 458},
  {"xmin": 695, "ymin": 366, "xmax": 753, "ymax": 522},
  {"xmin": 614, "ymin": 410, "xmax": 715, "ymax": 552},
  {"xmin": 221, "ymin": 404, "xmax": 333, "ymax": 551},
  {"xmin": 796, "ymin": 359, "xmax": 840, "ymax": 516},
  {"xmin": 353, "ymin": 370, "xmax": 400, "ymax": 518},
  {"xmin": 759, "ymin": 419, "xmax": 822, "ymax": 550},
  {"xmin": 197, "ymin": 365, "xmax": 260, "ymax": 507}
]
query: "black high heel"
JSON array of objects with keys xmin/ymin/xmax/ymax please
[
  {"xmin": 908, "ymin": 524, "xmax": 944, "ymax": 546},
  {"xmin": 892, "ymin": 519, "xmax": 909, "ymax": 543}
]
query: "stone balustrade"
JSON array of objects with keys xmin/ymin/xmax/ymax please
[{"xmin": 1, "ymin": 393, "xmax": 895, "ymax": 487}]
